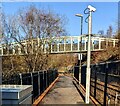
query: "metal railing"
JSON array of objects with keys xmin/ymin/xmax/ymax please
[
  {"xmin": 2, "ymin": 69, "xmax": 58, "ymax": 101},
  {"xmin": 74, "ymin": 60, "xmax": 120, "ymax": 105},
  {"xmin": 0, "ymin": 36, "xmax": 118, "ymax": 55}
]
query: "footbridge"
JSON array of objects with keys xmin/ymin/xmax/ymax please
[{"xmin": 0, "ymin": 35, "xmax": 118, "ymax": 56}]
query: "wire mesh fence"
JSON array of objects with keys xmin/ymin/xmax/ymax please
[{"xmin": 2, "ymin": 69, "xmax": 58, "ymax": 101}]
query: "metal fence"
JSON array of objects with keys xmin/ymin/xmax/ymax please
[
  {"xmin": 2, "ymin": 69, "xmax": 58, "ymax": 101},
  {"xmin": 74, "ymin": 60, "xmax": 120, "ymax": 105},
  {"xmin": 73, "ymin": 60, "xmax": 80, "ymax": 83}
]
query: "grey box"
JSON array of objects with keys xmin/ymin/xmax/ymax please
[{"xmin": 0, "ymin": 85, "xmax": 33, "ymax": 105}]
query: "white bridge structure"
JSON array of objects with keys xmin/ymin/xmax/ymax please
[{"xmin": 0, "ymin": 35, "xmax": 118, "ymax": 56}]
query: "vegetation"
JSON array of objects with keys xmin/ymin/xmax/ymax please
[
  {"xmin": 91, "ymin": 28, "xmax": 120, "ymax": 64},
  {"xmin": 1, "ymin": 5, "xmax": 120, "ymax": 79},
  {"xmin": 1, "ymin": 5, "xmax": 67, "ymax": 77}
]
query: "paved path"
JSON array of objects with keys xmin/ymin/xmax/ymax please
[{"xmin": 40, "ymin": 75, "xmax": 84, "ymax": 104}]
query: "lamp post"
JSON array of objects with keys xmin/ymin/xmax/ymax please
[
  {"xmin": 75, "ymin": 14, "xmax": 83, "ymax": 84},
  {"xmin": 75, "ymin": 14, "xmax": 83, "ymax": 35},
  {"xmin": 85, "ymin": 5, "xmax": 96, "ymax": 104}
]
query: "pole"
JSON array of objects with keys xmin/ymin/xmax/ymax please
[
  {"xmin": 103, "ymin": 62, "xmax": 108, "ymax": 106},
  {"xmin": 79, "ymin": 17, "xmax": 83, "ymax": 84},
  {"xmin": 81, "ymin": 17, "xmax": 83, "ymax": 35},
  {"xmin": 79, "ymin": 37, "xmax": 82, "ymax": 84},
  {"xmin": 85, "ymin": 11, "xmax": 92, "ymax": 104},
  {"xmin": 0, "ymin": 56, "xmax": 2, "ymax": 106},
  {"xmin": 19, "ymin": 73, "xmax": 22, "ymax": 85},
  {"xmin": 79, "ymin": 16, "xmax": 83, "ymax": 84}
]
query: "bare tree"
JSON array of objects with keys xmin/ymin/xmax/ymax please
[
  {"xmin": 106, "ymin": 25, "xmax": 113, "ymax": 38},
  {"xmin": 2, "ymin": 5, "xmax": 67, "ymax": 73},
  {"xmin": 98, "ymin": 30, "xmax": 104, "ymax": 36}
]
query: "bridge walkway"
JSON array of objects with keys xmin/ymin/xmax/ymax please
[{"xmin": 40, "ymin": 75, "xmax": 84, "ymax": 104}]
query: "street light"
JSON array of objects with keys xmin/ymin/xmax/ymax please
[
  {"xmin": 85, "ymin": 5, "xmax": 96, "ymax": 104},
  {"xmin": 75, "ymin": 14, "xmax": 83, "ymax": 84},
  {"xmin": 75, "ymin": 14, "xmax": 83, "ymax": 35}
]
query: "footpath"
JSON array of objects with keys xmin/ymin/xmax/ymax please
[{"xmin": 40, "ymin": 75, "xmax": 84, "ymax": 104}]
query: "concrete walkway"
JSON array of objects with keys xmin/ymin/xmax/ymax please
[{"xmin": 40, "ymin": 75, "xmax": 84, "ymax": 104}]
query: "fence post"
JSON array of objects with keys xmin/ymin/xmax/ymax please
[
  {"xmin": 44, "ymin": 71, "xmax": 47, "ymax": 89},
  {"xmin": 46, "ymin": 71, "xmax": 48, "ymax": 87},
  {"xmin": 94, "ymin": 64, "xmax": 98, "ymax": 98},
  {"xmin": 77, "ymin": 59, "xmax": 80, "ymax": 83},
  {"xmin": 31, "ymin": 73, "xmax": 33, "ymax": 85},
  {"xmin": 115, "ymin": 92, "xmax": 120, "ymax": 105},
  {"xmin": 38, "ymin": 71, "xmax": 40, "ymax": 95},
  {"xmin": 19, "ymin": 73, "xmax": 22, "ymax": 85},
  {"xmin": 103, "ymin": 62, "xmax": 108, "ymax": 106},
  {"xmin": 43, "ymin": 71, "xmax": 45, "ymax": 90},
  {"xmin": 73, "ymin": 66, "xmax": 75, "ymax": 78}
]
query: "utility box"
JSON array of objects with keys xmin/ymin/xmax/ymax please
[{"xmin": 1, "ymin": 85, "xmax": 33, "ymax": 105}]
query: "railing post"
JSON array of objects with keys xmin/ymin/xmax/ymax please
[
  {"xmin": 99, "ymin": 38, "xmax": 101, "ymax": 50},
  {"xmin": 64, "ymin": 38, "xmax": 66, "ymax": 52},
  {"xmin": 103, "ymin": 62, "xmax": 108, "ymax": 106},
  {"xmin": 71, "ymin": 37, "xmax": 73, "ymax": 51},
  {"xmin": 113, "ymin": 40, "xmax": 115, "ymax": 47},
  {"xmin": 31, "ymin": 73, "xmax": 33, "ymax": 85},
  {"xmin": 106, "ymin": 39, "xmax": 108, "ymax": 48},
  {"xmin": 18, "ymin": 45, "xmax": 21, "ymax": 55},
  {"xmin": 94, "ymin": 64, "xmax": 98, "ymax": 98},
  {"xmin": 19, "ymin": 73, "xmax": 22, "ymax": 85},
  {"xmin": 92, "ymin": 38, "xmax": 94, "ymax": 50},
  {"xmin": 51, "ymin": 44, "xmax": 53, "ymax": 53},
  {"xmin": 46, "ymin": 70, "xmax": 48, "ymax": 87},
  {"xmin": 43, "ymin": 71, "xmax": 45, "ymax": 90},
  {"xmin": 57, "ymin": 42, "xmax": 59, "ymax": 53},
  {"xmin": 38, "ymin": 71, "xmax": 40, "ymax": 95},
  {"xmin": 84, "ymin": 38, "xmax": 87, "ymax": 51}
]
